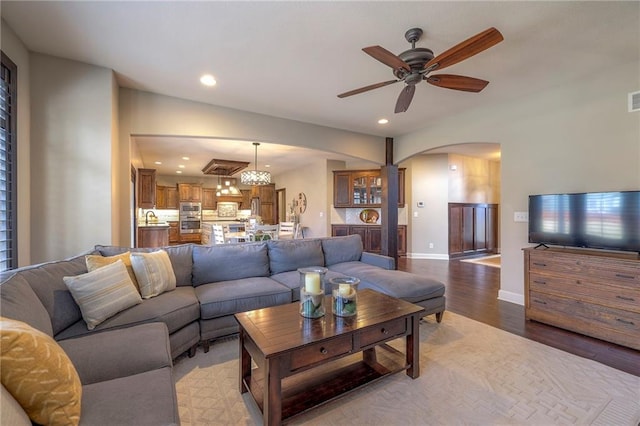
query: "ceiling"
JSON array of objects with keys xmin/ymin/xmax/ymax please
[{"xmin": 3, "ymin": 1, "xmax": 638, "ymax": 177}]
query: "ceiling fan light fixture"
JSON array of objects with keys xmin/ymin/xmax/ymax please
[{"xmin": 240, "ymin": 142, "xmax": 271, "ymax": 186}]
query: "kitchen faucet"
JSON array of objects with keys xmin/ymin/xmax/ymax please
[{"xmin": 145, "ymin": 210, "xmax": 157, "ymax": 224}]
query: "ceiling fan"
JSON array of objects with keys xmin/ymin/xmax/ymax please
[{"xmin": 337, "ymin": 27, "xmax": 504, "ymax": 113}]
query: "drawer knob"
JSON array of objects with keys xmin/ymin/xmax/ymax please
[
  {"xmin": 381, "ymin": 328, "xmax": 389, "ymax": 335},
  {"xmin": 615, "ymin": 273, "xmax": 635, "ymax": 280},
  {"xmin": 616, "ymin": 318, "xmax": 635, "ymax": 326},
  {"xmin": 616, "ymin": 295, "xmax": 635, "ymax": 302},
  {"xmin": 534, "ymin": 299, "xmax": 547, "ymax": 305},
  {"xmin": 320, "ymin": 347, "xmax": 328, "ymax": 355},
  {"xmin": 533, "ymin": 262, "xmax": 547, "ymax": 267}
]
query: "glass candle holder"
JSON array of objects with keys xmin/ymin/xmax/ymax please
[
  {"xmin": 298, "ymin": 266, "xmax": 327, "ymax": 318},
  {"xmin": 331, "ymin": 277, "xmax": 360, "ymax": 317}
]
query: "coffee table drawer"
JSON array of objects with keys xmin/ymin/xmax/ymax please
[
  {"xmin": 289, "ymin": 334, "xmax": 353, "ymax": 371},
  {"xmin": 359, "ymin": 318, "xmax": 407, "ymax": 348}
]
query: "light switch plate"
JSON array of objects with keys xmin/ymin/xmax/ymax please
[{"xmin": 514, "ymin": 211, "xmax": 529, "ymax": 222}]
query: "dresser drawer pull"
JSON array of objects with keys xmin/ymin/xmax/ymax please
[
  {"xmin": 532, "ymin": 262, "xmax": 547, "ymax": 267},
  {"xmin": 381, "ymin": 328, "xmax": 389, "ymax": 335},
  {"xmin": 616, "ymin": 318, "xmax": 635, "ymax": 326},
  {"xmin": 533, "ymin": 299, "xmax": 547, "ymax": 305},
  {"xmin": 533, "ymin": 280, "xmax": 546, "ymax": 285},
  {"xmin": 616, "ymin": 295, "xmax": 635, "ymax": 302},
  {"xmin": 320, "ymin": 347, "xmax": 328, "ymax": 355},
  {"xmin": 615, "ymin": 273, "xmax": 635, "ymax": 280}
]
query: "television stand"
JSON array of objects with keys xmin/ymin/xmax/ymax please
[{"xmin": 523, "ymin": 246, "xmax": 639, "ymax": 350}]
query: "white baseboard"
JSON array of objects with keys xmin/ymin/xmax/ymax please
[
  {"xmin": 406, "ymin": 252, "xmax": 450, "ymax": 260},
  {"xmin": 498, "ymin": 290, "xmax": 524, "ymax": 306}
]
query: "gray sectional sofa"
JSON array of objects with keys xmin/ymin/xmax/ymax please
[{"xmin": 0, "ymin": 234, "xmax": 445, "ymax": 425}]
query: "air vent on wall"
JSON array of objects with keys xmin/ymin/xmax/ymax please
[{"xmin": 629, "ymin": 90, "xmax": 640, "ymax": 112}]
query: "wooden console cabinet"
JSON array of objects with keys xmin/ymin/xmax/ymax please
[{"xmin": 523, "ymin": 247, "xmax": 640, "ymax": 350}]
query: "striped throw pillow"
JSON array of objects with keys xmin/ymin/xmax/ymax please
[
  {"xmin": 130, "ymin": 250, "xmax": 176, "ymax": 299},
  {"xmin": 63, "ymin": 259, "xmax": 142, "ymax": 330}
]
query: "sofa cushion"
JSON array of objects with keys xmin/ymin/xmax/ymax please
[
  {"xmin": 328, "ymin": 261, "xmax": 445, "ymax": 303},
  {"xmin": 192, "ymin": 243, "xmax": 270, "ymax": 286},
  {"xmin": 63, "ymin": 260, "xmax": 142, "ymax": 330},
  {"xmin": 267, "ymin": 238, "xmax": 325, "ymax": 274},
  {"xmin": 85, "ymin": 251, "xmax": 140, "ymax": 292},
  {"xmin": 80, "ymin": 367, "xmax": 179, "ymax": 426},
  {"xmin": 321, "ymin": 235, "xmax": 363, "ymax": 266},
  {"xmin": 195, "ymin": 277, "xmax": 291, "ymax": 319},
  {"xmin": 95, "ymin": 244, "xmax": 193, "ymax": 287},
  {"xmin": 6, "ymin": 254, "xmax": 87, "ymax": 335},
  {"xmin": 0, "ymin": 318, "xmax": 82, "ymax": 426},
  {"xmin": 131, "ymin": 250, "xmax": 177, "ymax": 299},
  {"xmin": 0, "ymin": 274, "xmax": 53, "ymax": 335},
  {"xmin": 55, "ymin": 287, "xmax": 199, "ymax": 340}
]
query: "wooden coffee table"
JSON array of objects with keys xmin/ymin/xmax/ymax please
[{"xmin": 235, "ymin": 289, "xmax": 426, "ymax": 425}]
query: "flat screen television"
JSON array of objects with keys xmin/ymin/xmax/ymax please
[{"xmin": 528, "ymin": 190, "xmax": 640, "ymax": 253}]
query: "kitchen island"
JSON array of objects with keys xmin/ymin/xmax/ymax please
[{"xmin": 137, "ymin": 222, "xmax": 170, "ymax": 247}]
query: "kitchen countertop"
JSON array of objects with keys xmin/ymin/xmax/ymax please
[{"xmin": 138, "ymin": 222, "xmax": 170, "ymax": 228}]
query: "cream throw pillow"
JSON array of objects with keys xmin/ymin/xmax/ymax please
[
  {"xmin": 64, "ymin": 260, "xmax": 142, "ymax": 330},
  {"xmin": 130, "ymin": 250, "xmax": 177, "ymax": 299},
  {"xmin": 0, "ymin": 317, "xmax": 82, "ymax": 426},
  {"xmin": 85, "ymin": 251, "xmax": 140, "ymax": 292}
]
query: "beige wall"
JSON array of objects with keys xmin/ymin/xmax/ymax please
[
  {"xmin": 448, "ymin": 154, "xmax": 500, "ymax": 204},
  {"xmin": 395, "ymin": 60, "xmax": 640, "ymax": 304},
  {"xmin": 1, "ymin": 20, "xmax": 31, "ymax": 267},
  {"xmin": 29, "ymin": 54, "xmax": 117, "ymax": 263}
]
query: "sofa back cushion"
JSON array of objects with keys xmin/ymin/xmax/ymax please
[
  {"xmin": 267, "ymin": 239, "xmax": 325, "ymax": 274},
  {"xmin": 321, "ymin": 235, "xmax": 363, "ymax": 266},
  {"xmin": 95, "ymin": 244, "xmax": 193, "ymax": 287},
  {"xmin": 192, "ymin": 243, "xmax": 269, "ymax": 286},
  {"xmin": 0, "ymin": 274, "xmax": 53, "ymax": 336},
  {"xmin": 4, "ymin": 255, "xmax": 88, "ymax": 336}
]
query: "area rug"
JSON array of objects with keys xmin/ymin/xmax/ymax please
[
  {"xmin": 460, "ymin": 254, "xmax": 501, "ymax": 268},
  {"xmin": 173, "ymin": 312, "xmax": 640, "ymax": 425}
]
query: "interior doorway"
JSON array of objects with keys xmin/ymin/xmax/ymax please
[{"xmin": 276, "ymin": 188, "xmax": 286, "ymax": 224}]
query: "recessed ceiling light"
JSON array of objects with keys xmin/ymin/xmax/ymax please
[
  {"xmin": 378, "ymin": 118, "xmax": 389, "ymax": 124},
  {"xmin": 154, "ymin": 161, "xmax": 162, "ymax": 165},
  {"xmin": 178, "ymin": 165, "xmax": 185, "ymax": 169},
  {"xmin": 182, "ymin": 156, "xmax": 190, "ymax": 160},
  {"xmin": 265, "ymin": 164, "xmax": 271, "ymax": 168},
  {"xmin": 200, "ymin": 74, "xmax": 216, "ymax": 87},
  {"xmin": 176, "ymin": 170, "xmax": 182, "ymax": 174}
]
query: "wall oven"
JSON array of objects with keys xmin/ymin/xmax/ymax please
[{"xmin": 179, "ymin": 202, "xmax": 202, "ymax": 234}]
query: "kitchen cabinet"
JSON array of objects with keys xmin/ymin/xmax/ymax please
[
  {"xmin": 180, "ymin": 233, "xmax": 201, "ymax": 244},
  {"xmin": 251, "ymin": 184, "xmax": 276, "ymax": 224},
  {"xmin": 240, "ymin": 190, "xmax": 252, "ymax": 210},
  {"xmin": 178, "ymin": 183, "xmax": 202, "ymax": 202},
  {"xmin": 331, "ymin": 225, "xmax": 407, "ymax": 256},
  {"xmin": 448, "ymin": 203, "xmax": 498, "ymax": 257},
  {"xmin": 156, "ymin": 186, "xmax": 179, "ymax": 210},
  {"xmin": 168, "ymin": 221, "xmax": 179, "ymax": 244},
  {"xmin": 524, "ymin": 247, "xmax": 640, "ymax": 350},
  {"xmin": 202, "ymin": 188, "xmax": 216, "ymax": 210},
  {"xmin": 137, "ymin": 225, "xmax": 169, "ymax": 248},
  {"xmin": 138, "ymin": 169, "xmax": 156, "ymax": 209},
  {"xmin": 333, "ymin": 169, "xmax": 405, "ymax": 208}
]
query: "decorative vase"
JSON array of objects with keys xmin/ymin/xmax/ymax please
[
  {"xmin": 298, "ymin": 266, "xmax": 327, "ymax": 318},
  {"xmin": 330, "ymin": 277, "xmax": 359, "ymax": 317}
]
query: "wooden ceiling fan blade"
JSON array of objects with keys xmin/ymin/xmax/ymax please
[
  {"xmin": 363, "ymin": 46, "xmax": 410, "ymax": 72},
  {"xmin": 337, "ymin": 80, "xmax": 399, "ymax": 98},
  {"xmin": 426, "ymin": 74, "xmax": 489, "ymax": 92},
  {"xmin": 394, "ymin": 85, "xmax": 415, "ymax": 113},
  {"xmin": 424, "ymin": 27, "xmax": 503, "ymax": 71}
]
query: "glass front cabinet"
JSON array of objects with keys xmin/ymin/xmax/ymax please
[{"xmin": 333, "ymin": 169, "xmax": 405, "ymax": 208}]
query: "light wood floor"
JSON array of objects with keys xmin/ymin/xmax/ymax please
[{"xmin": 397, "ymin": 257, "xmax": 640, "ymax": 377}]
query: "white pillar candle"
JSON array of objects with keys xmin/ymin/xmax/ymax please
[
  {"xmin": 304, "ymin": 272, "xmax": 321, "ymax": 294},
  {"xmin": 338, "ymin": 283, "xmax": 352, "ymax": 297}
]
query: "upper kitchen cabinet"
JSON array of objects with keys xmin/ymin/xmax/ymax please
[
  {"xmin": 138, "ymin": 169, "xmax": 156, "ymax": 209},
  {"xmin": 333, "ymin": 169, "xmax": 405, "ymax": 207},
  {"xmin": 178, "ymin": 183, "xmax": 202, "ymax": 202},
  {"xmin": 202, "ymin": 188, "xmax": 216, "ymax": 210},
  {"xmin": 156, "ymin": 185, "xmax": 178, "ymax": 209}
]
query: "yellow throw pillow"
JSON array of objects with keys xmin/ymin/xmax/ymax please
[
  {"xmin": 0, "ymin": 317, "xmax": 82, "ymax": 426},
  {"xmin": 64, "ymin": 260, "xmax": 142, "ymax": 330},
  {"xmin": 130, "ymin": 250, "xmax": 177, "ymax": 299},
  {"xmin": 86, "ymin": 251, "xmax": 140, "ymax": 292}
]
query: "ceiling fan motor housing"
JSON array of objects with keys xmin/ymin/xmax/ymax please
[{"xmin": 393, "ymin": 48, "xmax": 434, "ymax": 80}]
